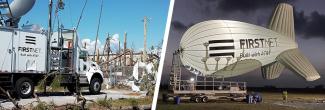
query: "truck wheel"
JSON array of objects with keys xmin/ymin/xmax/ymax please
[
  {"xmin": 89, "ymin": 77, "xmax": 101, "ymax": 94},
  {"xmin": 194, "ymin": 97, "xmax": 201, "ymax": 103},
  {"xmin": 15, "ymin": 77, "xmax": 34, "ymax": 98},
  {"xmin": 202, "ymin": 96, "xmax": 208, "ymax": 103}
]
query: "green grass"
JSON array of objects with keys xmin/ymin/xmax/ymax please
[
  {"xmin": 96, "ymin": 97, "xmax": 113, "ymax": 108},
  {"xmin": 111, "ymin": 97, "xmax": 152, "ymax": 107},
  {"xmin": 32, "ymin": 101, "xmax": 56, "ymax": 110},
  {"xmin": 157, "ymin": 102, "xmax": 309, "ymax": 110}
]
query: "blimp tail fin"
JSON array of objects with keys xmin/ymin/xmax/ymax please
[
  {"xmin": 276, "ymin": 49, "xmax": 320, "ymax": 81},
  {"xmin": 261, "ymin": 62, "xmax": 285, "ymax": 80},
  {"xmin": 268, "ymin": 3, "xmax": 295, "ymax": 40}
]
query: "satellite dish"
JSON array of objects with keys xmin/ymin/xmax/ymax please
[{"xmin": 6, "ymin": 0, "xmax": 36, "ymax": 18}]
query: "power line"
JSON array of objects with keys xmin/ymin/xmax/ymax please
[
  {"xmin": 93, "ymin": 0, "xmax": 104, "ymax": 57},
  {"xmin": 75, "ymin": 0, "xmax": 88, "ymax": 30},
  {"xmin": 66, "ymin": 0, "xmax": 74, "ymax": 27}
]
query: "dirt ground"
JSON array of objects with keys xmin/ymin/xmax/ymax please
[
  {"xmin": 0, "ymin": 89, "xmax": 148, "ymax": 109},
  {"xmin": 156, "ymin": 91, "xmax": 325, "ymax": 110}
]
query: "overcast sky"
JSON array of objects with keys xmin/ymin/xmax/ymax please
[{"xmin": 161, "ymin": 0, "xmax": 325, "ymax": 88}]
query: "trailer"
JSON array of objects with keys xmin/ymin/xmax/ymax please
[{"xmin": 164, "ymin": 51, "xmax": 247, "ymax": 103}]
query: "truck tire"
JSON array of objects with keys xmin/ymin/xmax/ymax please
[
  {"xmin": 202, "ymin": 96, "xmax": 208, "ymax": 103},
  {"xmin": 194, "ymin": 97, "xmax": 201, "ymax": 103},
  {"xmin": 15, "ymin": 77, "xmax": 34, "ymax": 98},
  {"xmin": 89, "ymin": 77, "xmax": 101, "ymax": 94}
]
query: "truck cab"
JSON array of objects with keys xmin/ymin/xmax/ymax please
[{"xmin": 77, "ymin": 50, "xmax": 104, "ymax": 94}]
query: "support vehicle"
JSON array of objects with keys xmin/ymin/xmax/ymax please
[{"xmin": 0, "ymin": 0, "xmax": 103, "ymax": 98}]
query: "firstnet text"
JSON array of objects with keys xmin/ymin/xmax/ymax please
[
  {"xmin": 239, "ymin": 38, "xmax": 278, "ymax": 49},
  {"xmin": 18, "ymin": 47, "xmax": 41, "ymax": 53}
]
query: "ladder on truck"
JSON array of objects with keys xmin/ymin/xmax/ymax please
[
  {"xmin": 49, "ymin": 29, "xmax": 89, "ymax": 86},
  {"xmin": 50, "ymin": 29, "xmax": 75, "ymax": 73},
  {"xmin": 169, "ymin": 52, "xmax": 182, "ymax": 91},
  {"xmin": 50, "ymin": 30, "xmax": 66, "ymax": 72}
]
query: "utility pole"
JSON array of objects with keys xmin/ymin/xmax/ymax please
[
  {"xmin": 106, "ymin": 33, "xmax": 110, "ymax": 76},
  {"xmin": 123, "ymin": 32, "xmax": 127, "ymax": 75},
  {"xmin": 130, "ymin": 50, "xmax": 133, "ymax": 66},
  {"xmin": 44, "ymin": 0, "xmax": 53, "ymax": 94},
  {"xmin": 96, "ymin": 48, "xmax": 99, "ymax": 64},
  {"xmin": 143, "ymin": 16, "xmax": 149, "ymax": 62},
  {"xmin": 118, "ymin": 40, "xmax": 121, "ymax": 70},
  {"xmin": 130, "ymin": 42, "xmax": 135, "ymax": 66},
  {"xmin": 47, "ymin": 0, "xmax": 53, "ymax": 73}
]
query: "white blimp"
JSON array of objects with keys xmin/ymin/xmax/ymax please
[{"xmin": 179, "ymin": 3, "xmax": 320, "ymax": 81}]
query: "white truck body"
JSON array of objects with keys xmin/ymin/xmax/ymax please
[{"xmin": 0, "ymin": 28, "xmax": 47, "ymax": 73}]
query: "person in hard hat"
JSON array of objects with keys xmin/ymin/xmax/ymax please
[{"xmin": 282, "ymin": 90, "xmax": 288, "ymax": 102}]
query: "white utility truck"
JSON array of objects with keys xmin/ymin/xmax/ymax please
[{"xmin": 0, "ymin": 0, "xmax": 104, "ymax": 98}]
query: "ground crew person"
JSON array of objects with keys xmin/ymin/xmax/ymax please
[
  {"xmin": 249, "ymin": 95, "xmax": 253, "ymax": 104},
  {"xmin": 282, "ymin": 90, "xmax": 288, "ymax": 102}
]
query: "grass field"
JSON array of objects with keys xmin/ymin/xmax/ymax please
[{"xmin": 156, "ymin": 91, "xmax": 325, "ymax": 110}]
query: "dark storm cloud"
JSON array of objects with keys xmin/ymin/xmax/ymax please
[
  {"xmin": 171, "ymin": 21, "xmax": 188, "ymax": 31},
  {"xmin": 195, "ymin": 0, "xmax": 325, "ymax": 39},
  {"xmin": 171, "ymin": 21, "xmax": 196, "ymax": 32},
  {"xmin": 307, "ymin": 12, "xmax": 325, "ymax": 38},
  {"xmin": 294, "ymin": 10, "xmax": 308, "ymax": 34},
  {"xmin": 295, "ymin": 11, "xmax": 325, "ymax": 39},
  {"xmin": 197, "ymin": 0, "xmax": 296, "ymax": 16},
  {"xmin": 217, "ymin": 0, "xmax": 276, "ymax": 12}
]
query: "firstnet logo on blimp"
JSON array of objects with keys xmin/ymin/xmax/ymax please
[
  {"xmin": 239, "ymin": 38, "xmax": 278, "ymax": 49},
  {"xmin": 179, "ymin": 3, "xmax": 320, "ymax": 81}
]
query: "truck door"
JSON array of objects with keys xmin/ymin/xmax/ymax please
[{"xmin": 0, "ymin": 29, "xmax": 14, "ymax": 72}]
